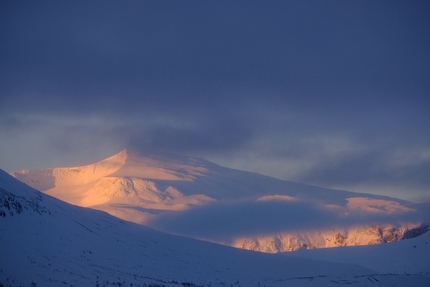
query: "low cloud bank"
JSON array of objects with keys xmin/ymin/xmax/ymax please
[{"xmin": 150, "ymin": 198, "xmax": 429, "ymax": 241}]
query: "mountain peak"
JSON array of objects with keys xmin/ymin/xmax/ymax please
[
  {"xmin": 8, "ymin": 149, "xmax": 430, "ymax": 254},
  {"xmin": 107, "ymin": 147, "xmax": 214, "ymax": 180},
  {"xmin": 115, "ymin": 147, "xmax": 209, "ymax": 166},
  {"xmin": 113, "ymin": 147, "xmax": 146, "ymax": 160},
  {"xmin": 10, "ymin": 148, "xmax": 215, "ymax": 201},
  {"xmin": 5, "ymin": 164, "xmax": 429, "ymax": 286}
]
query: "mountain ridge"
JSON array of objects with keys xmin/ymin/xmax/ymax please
[
  {"xmin": 10, "ymin": 148, "xmax": 429, "ymax": 252},
  {"xmin": 1, "ymin": 169, "xmax": 430, "ymax": 286}
]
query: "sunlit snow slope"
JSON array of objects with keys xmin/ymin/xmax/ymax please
[
  {"xmin": 11, "ymin": 148, "xmax": 430, "ymax": 252},
  {"xmin": 1, "ymin": 169, "xmax": 430, "ymax": 287},
  {"xmin": 285, "ymin": 225, "xmax": 430, "ymax": 277}
]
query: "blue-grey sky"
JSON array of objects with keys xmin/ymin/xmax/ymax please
[{"xmin": 1, "ymin": 1, "xmax": 429, "ymax": 202}]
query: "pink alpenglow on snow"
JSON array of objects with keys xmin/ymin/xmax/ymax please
[{"xmin": 11, "ymin": 148, "xmax": 430, "ymax": 252}]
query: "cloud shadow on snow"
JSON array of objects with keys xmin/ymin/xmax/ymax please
[{"xmin": 149, "ymin": 199, "xmax": 428, "ymax": 241}]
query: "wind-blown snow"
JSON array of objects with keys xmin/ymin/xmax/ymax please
[
  {"xmin": 1, "ymin": 169, "xmax": 430, "ymax": 287},
  {"xmin": 10, "ymin": 148, "xmax": 430, "ymax": 252}
]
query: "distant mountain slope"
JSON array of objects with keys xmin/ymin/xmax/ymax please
[
  {"xmin": 1, "ymin": 169, "xmax": 430, "ymax": 287},
  {"xmin": 10, "ymin": 148, "xmax": 430, "ymax": 252},
  {"xmin": 284, "ymin": 218, "xmax": 430, "ymax": 276}
]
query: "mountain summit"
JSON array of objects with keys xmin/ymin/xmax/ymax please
[
  {"xmin": 3, "ymin": 168, "xmax": 430, "ymax": 286},
  {"xmin": 11, "ymin": 148, "xmax": 430, "ymax": 252},
  {"xmin": 12, "ymin": 148, "xmax": 214, "ymax": 188},
  {"xmin": 11, "ymin": 148, "xmax": 215, "ymax": 208}
]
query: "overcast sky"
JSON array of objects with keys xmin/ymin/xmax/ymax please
[{"xmin": 1, "ymin": 1, "xmax": 429, "ymax": 202}]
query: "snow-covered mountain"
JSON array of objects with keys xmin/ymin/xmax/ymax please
[
  {"xmin": 1, "ymin": 169, "xmax": 430, "ymax": 287},
  {"xmin": 11, "ymin": 148, "xmax": 430, "ymax": 252},
  {"xmin": 285, "ymin": 226, "xmax": 430, "ymax": 276}
]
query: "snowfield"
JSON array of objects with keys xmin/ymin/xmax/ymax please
[
  {"xmin": 1, "ymin": 169, "xmax": 430, "ymax": 287},
  {"xmin": 10, "ymin": 148, "xmax": 430, "ymax": 252},
  {"xmin": 285, "ymin": 228, "xmax": 430, "ymax": 276}
]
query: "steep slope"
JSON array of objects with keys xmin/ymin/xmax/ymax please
[
  {"xmin": 11, "ymin": 148, "xmax": 430, "ymax": 252},
  {"xmin": 1, "ymin": 169, "xmax": 430, "ymax": 287}
]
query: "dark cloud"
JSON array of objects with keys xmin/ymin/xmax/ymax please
[
  {"xmin": 299, "ymin": 151, "xmax": 430, "ymax": 187},
  {"xmin": 2, "ymin": 1, "xmax": 429, "ymax": 111},
  {"xmin": 1, "ymin": 1, "xmax": 429, "ymax": 201},
  {"xmin": 129, "ymin": 120, "xmax": 254, "ymax": 154}
]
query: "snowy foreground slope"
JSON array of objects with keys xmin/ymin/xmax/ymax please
[
  {"xmin": 285, "ymin": 228, "xmax": 430, "ymax": 276},
  {"xmin": 11, "ymin": 148, "xmax": 430, "ymax": 253},
  {"xmin": 1, "ymin": 170, "xmax": 430, "ymax": 287}
]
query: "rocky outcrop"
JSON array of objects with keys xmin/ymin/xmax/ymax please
[{"xmin": 232, "ymin": 223, "xmax": 430, "ymax": 253}]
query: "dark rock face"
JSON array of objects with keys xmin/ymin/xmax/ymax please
[
  {"xmin": 403, "ymin": 224, "xmax": 430, "ymax": 239},
  {"xmin": 0, "ymin": 187, "xmax": 50, "ymax": 217}
]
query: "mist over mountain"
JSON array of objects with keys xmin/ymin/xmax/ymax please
[
  {"xmin": 11, "ymin": 148, "xmax": 430, "ymax": 253},
  {"xmin": 1, "ymin": 169, "xmax": 430, "ymax": 287}
]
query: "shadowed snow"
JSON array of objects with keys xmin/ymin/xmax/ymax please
[{"xmin": 10, "ymin": 148, "xmax": 430, "ymax": 252}]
